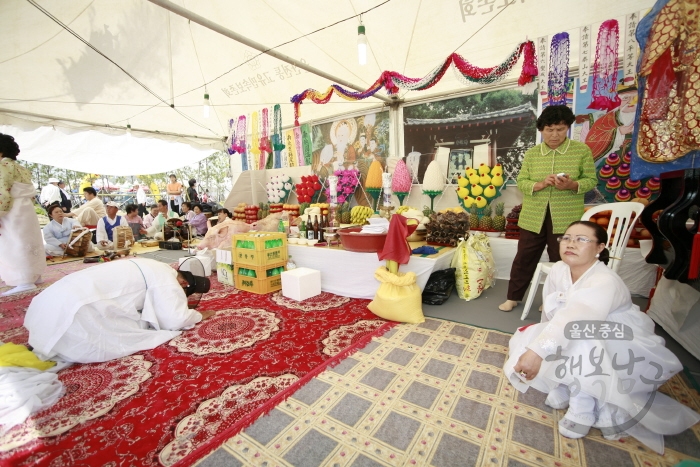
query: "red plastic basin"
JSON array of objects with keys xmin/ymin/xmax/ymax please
[{"xmin": 337, "ymin": 227, "xmax": 387, "ymax": 253}]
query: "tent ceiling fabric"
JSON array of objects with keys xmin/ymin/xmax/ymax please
[{"xmin": 1, "ymin": 0, "xmax": 653, "ymax": 172}]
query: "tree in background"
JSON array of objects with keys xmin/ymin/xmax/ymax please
[{"xmin": 18, "ymin": 151, "xmax": 232, "ymax": 205}]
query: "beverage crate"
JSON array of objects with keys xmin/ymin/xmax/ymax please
[
  {"xmin": 234, "ymin": 261, "xmax": 286, "ymax": 294},
  {"xmin": 232, "ymin": 232, "xmax": 287, "ymax": 251},
  {"xmin": 233, "ymin": 245, "xmax": 288, "ymax": 267},
  {"xmin": 232, "ymin": 232, "xmax": 288, "ymax": 267}
]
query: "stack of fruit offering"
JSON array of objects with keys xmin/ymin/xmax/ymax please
[
  {"xmin": 244, "ymin": 204, "xmax": 259, "ymax": 224},
  {"xmin": 296, "ymin": 175, "xmax": 322, "ymax": 203},
  {"xmin": 505, "ymin": 204, "xmax": 522, "ymax": 239},
  {"xmin": 233, "ymin": 203, "xmax": 247, "ymax": 222}
]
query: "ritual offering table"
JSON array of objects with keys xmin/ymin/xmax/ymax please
[{"xmin": 287, "ymin": 242, "xmax": 455, "ymax": 299}]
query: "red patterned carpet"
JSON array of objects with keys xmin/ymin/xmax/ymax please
[{"xmin": 0, "ymin": 261, "xmax": 395, "ymax": 466}]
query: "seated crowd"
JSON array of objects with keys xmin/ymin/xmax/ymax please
[{"xmin": 42, "ymin": 188, "xmax": 222, "ymax": 257}]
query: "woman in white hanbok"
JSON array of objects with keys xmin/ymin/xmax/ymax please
[
  {"xmin": 43, "ymin": 203, "xmax": 93, "ymax": 256},
  {"xmin": 0, "ymin": 134, "xmax": 46, "ymax": 296},
  {"xmin": 504, "ymin": 221, "xmax": 700, "ymax": 454}
]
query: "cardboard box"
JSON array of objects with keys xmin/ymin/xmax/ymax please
[
  {"xmin": 216, "ymin": 249, "xmax": 234, "ymax": 286},
  {"xmin": 217, "ymin": 262, "xmax": 234, "ymax": 286},
  {"xmin": 281, "ymin": 267, "xmax": 321, "ymax": 301},
  {"xmin": 178, "ymin": 256, "xmax": 213, "ymax": 276}
]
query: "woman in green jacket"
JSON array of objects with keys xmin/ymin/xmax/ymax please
[{"xmin": 499, "ymin": 105, "xmax": 597, "ymax": 312}]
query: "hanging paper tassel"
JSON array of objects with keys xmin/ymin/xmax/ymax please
[
  {"xmin": 548, "ymin": 32, "xmax": 570, "ymax": 106},
  {"xmin": 290, "ymin": 41, "xmax": 538, "ymax": 125},
  {"xmin": 301, "ymin": 123, "xmax": 313, "ymax": 166},
  {"xmin": 588, "ymin": 20, "xmax": 621, "ymax": 111},
  {"xmin": 234, "ymin": 116, "xmax": 248, "ymax": 171},
  {"xmin": 250, "ymin": 111, "xmax": 261, "ymax": 169},
  {"xmin": 226, "ymin": 118, "xmax": 236, "ymax": 155},
  {"xmin": 293, "ymin": 127, "xmax": 304, "ymax": 166},
  {"xmin": 272, "ymin": 104, "xmax": 285, "ymax": 169},
  {"xmin": 260, "ymin": 107, "xmax": 271, "ymax": 169}
]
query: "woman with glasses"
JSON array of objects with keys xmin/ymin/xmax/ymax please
[
  {"xmin": 504, "ymin": 221, "xmax": 699, "ymax": 450},
  {"xmin": 500, "ymin": 105, "xmax": 597, "ymax": 312}
]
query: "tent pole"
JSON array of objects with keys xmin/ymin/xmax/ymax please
[{"xmin": 146, "ymin": 0, "xmax": 394, "ymax": 104}]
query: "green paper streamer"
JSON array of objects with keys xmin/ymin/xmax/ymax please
[{"xmin": 301, "ymin": 123, "xmax": 313, "ymax": 166}]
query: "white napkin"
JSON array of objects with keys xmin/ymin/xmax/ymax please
[{"xmin": 361, "ymin": 218, "xmax": 389, "ymax": 234}]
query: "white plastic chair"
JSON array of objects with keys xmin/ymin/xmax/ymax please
[{"xmin": 520, "ymin": 202, "xmax": 645, "ymax": 320}]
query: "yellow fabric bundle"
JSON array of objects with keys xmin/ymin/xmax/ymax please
[{"xmin": 0, "ymin": 343, "xmax": 56, "ymax": 370}]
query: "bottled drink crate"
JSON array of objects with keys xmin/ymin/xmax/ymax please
[
  {"xmin": 234, "ymin": 260, "xmax": 286, "ymax": 294},
  {"xmin": 232, "ymin": 232, "xmax": 288, "ymax": 267}
]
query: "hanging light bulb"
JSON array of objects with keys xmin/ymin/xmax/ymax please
[
  {"xmin": 203, "ymin": 92, "xmax": 210, "ymax": 118},
  {"xmin": 357, "ymin": 24, "xmax": 367, "ymax": 66}
]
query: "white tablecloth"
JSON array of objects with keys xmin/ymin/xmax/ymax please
[
  {"xmin": 287, "ymin": 245, "xmax": 456, "ymax": 299},
  {"xmin": 488, "ymin": 237, "xmax": 658, "ymax": 297}
]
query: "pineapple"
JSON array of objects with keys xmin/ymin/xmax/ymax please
[
  {"xmin": 493, "ymin": 202, "xmax": 506, "ymax": 231},
  {"xmin": 341, "ymin": 208, "xmax": 351, "ymax": 224},
  {"xmin": 469, "ymin": 205, "xmax": 479, "ymax": 230},
  {"xmin": 479, "ymin": 204, "xmax": 493, "ymax": 230}
]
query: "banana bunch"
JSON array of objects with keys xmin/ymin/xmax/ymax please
[
  {"xmin": 396, "ymin": 205, "xmax": 411, "ymax": 215},
  {"xmin": 351, "ymin": 205, "xmax": 374, "ymax": 225},
  {"xmin": 439, "ymin": 206, "xmax": 465, "ymax": 214}
]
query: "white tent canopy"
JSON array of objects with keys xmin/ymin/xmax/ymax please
[{"xmin": 1, "ymin": 0, "xmax": 653, "ymax": 173}]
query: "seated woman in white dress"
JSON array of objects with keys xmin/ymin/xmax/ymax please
[
  {"xmin": 43, "ymin": 203, "xmax": 93, "ymax": 256},
  {"xmin": 504, "ymin": 221, "xmax": 700, "ymax": 453}
]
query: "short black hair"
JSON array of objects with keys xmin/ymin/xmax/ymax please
[
  {"xmin": 46, "ymin": 202, "xmax": 63, "ymax": 217},
  {"xmin": 125, "ymin": 204, "xmax": 138, "ymax": 214},
  {"xmin": 150, "ymin": 204, "xmax": 158, "ymax": 209},
  {"xmin": 181, "ymin": 201, "xmax": 192, "ymax": 210},
  {"xmin": 192, "ymin": 203, "xmax": 203, "ymax": 211},
  {"xmin": 217, "ymin": 208, "xmax": 231, "ymax": 218},
  {"xmin": 169, "ymin": 174, "xmax": 177, "ymax": 179},
  {"xmin": 0, "ymin": 133, "xmax": 20, "ymax": 160},
  {"xmin": 158, "ymin": 199, "xmax": 168, "ymax": 207},
  {"xmin": 83, "ymin": 187, "xmax": 97, "ymax": 196},
  {"xmin": 188, "ymin": 179, "xmax": 196, "ymax": 187},
  {"xmin": 536, "ymin": 105, "xmax": 575, "ymax": 131}
]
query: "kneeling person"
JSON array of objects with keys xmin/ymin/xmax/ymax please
[
  {"xmin": 24, "ymin": 258, "xmax": 214, "ymax": 363},
  {"xmin": 43, "ymin": 203, "xmax": 93, "ymax": 256}
]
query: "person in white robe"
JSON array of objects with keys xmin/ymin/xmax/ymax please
[
  {"xmin": 136, "ymin": 184, "xmax": 147, "ymax": 217},
  {"xmin": 504, "ymin": 221, "xmax": 700, "ymax": 453},
  {"xmin": 24, "ymin": 258, "xmax": 215, "ymax": 363},
  {"xmin": 96, "ymin": 201, "xmax": 128, "ymax": 249},
  {"xmin": 43, "ymin": 203, "xmax": 94, "ymax": 256},
  {"xmin": 39, "ymin": 178, "xmax": 61, "ymax": 208},
  {"xmin": 64, "ymin": 186, "xmax": 106, "ymax": 227},
  {"xmin": 0, "ymin": 134, "xmax": 46, "ymax": 296}
]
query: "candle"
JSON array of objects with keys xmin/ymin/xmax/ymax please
[{"xmin": 328, "ymin": 175, "xmax": 338, "ymax": 205}]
